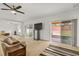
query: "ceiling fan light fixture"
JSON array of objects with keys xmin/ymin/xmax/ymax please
[{"xmin": 11, "ymin": 10, "xmax": 16, "ymax": 14}]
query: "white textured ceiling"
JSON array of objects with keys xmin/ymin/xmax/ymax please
[{"xmin": 0, "ymin": 3, "xmax": 78, "ymax": 22}]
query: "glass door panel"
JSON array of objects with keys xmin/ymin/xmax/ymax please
[
  {"xmin": 61, "ymin": 21, "xmax": 73, "ymax": 45},
  {"xmin": 51, "ymin": 22, "xmax": 61, "ymax": 43}
]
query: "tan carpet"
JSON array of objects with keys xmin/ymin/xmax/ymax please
[{"xmin": 26, "ymin": 39, "xmax": 49, "ymax": 56}]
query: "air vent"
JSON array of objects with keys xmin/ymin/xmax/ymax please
[{"xmin": 73, "ymin": 3, "xmax": 79, "ymax": 8}]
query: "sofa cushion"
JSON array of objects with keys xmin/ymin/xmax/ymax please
[{"xmin": 3, "ymin": 37, "xmax": 19, "ymax": 45}]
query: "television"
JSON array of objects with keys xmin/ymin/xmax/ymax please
[{"xmin": 34, "ymin": 23, "xmax": 42, "ymax": 30}]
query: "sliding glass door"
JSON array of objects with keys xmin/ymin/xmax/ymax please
[{"xmin": 50, "ymin": 19, "xmax": 77, "ymax": 46}]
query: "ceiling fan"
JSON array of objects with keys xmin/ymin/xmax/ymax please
[{"xmin": 1, "ymin": 3, "xmax": 25, "ymax": 15}]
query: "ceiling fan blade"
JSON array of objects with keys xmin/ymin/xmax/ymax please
[
  {"xmin": 15, "ymin": 6, "xmax": 22, "ymax": 9},
  {"xmin": 1, "ymin": 8, "xmax": 10, "ymax": 10},
  {"xmin": 3, "ymin": 3, "xmax": 12, "ymax": 9},
  {"xmin": 16, "ymin": 10, "xmax": 24, "ymax": 14}
]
